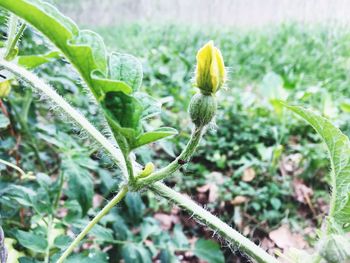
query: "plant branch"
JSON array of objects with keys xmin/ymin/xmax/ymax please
[
  {"xmin": 150, "ymin": 182, "xmax": 279, "ymax": 263},
  {"xmin": 44, "ymin": 216, "xmax": 53, "ymax": 263},
  {"xmin": 136, "ymin": 126, "xmax": 204, "ymax": 187},
  {"xmin": 0, "ymin": 59, "xmax": 127, "ymax": 176},
  {"xmin": 56, "ymin": 185, "xmax": 128, "ymax": 263}
]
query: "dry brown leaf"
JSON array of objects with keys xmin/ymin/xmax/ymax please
[
  {"xmin": 154, "ymin": 213, "xmax": 179, "ymax": 230},
  {"xmin": 269, "ymin": 225, "xmax": 308, "ymax": 250},
  {"xmin": 242, "ymin": 167, "xmax": 256, "ymax": 182},
  {"xmin": 280, "ymin": 153, "xmax": 304, "ymax": 176},
  {"xmin": 196, "ymin": 183, "xmax": 219, "ymax": 203},
  {"xmin": 293, "ymin": 178, "xmax": 313, "ymax": 204},
  {"xmin": 260, "ymin": 237, "xmax": 275, "ymax": 250},
  {"xmin": 231, "ymin": 195, "xmax": 248, "ymax": 205}
]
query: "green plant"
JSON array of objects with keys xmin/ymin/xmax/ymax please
[{"xmin": 0, "ymin": 1, "xmax": 349, "ymax": 263}]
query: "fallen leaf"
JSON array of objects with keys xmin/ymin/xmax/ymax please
[
  {"xmin": 231, "ymin": 196, "xmax": 248, "ymax": 206},
  {"xmin": 280, "ymin": 153, "xmax": 304, "ymax": 176},
  {"xmin": 293, "ymin": 179, "xmax": 313, "ymax": 204},
  {"xmin": 154, "ymin": 213, "xmax": 179, "ymax": 230},
  {"xmin": 242, "ymin": 167, "xmax": 256, "ymax": 182},
  {"xmin": 269, "ymin": 225, "xmax": 308, "ymax": 250},
  {"xmin": 196, "ymin": 183, "xmax": 218, "ymax": 203},
  {"xmin": 261, "ymin": 237, "xmax": 275, "ymax": 251}
]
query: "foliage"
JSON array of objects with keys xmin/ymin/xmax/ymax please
[{"xmin": 0, "ymin": 1, "xmax": 350, "ymax": 262}]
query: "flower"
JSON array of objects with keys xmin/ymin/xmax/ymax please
[{"xmin": 195, "ymin": 41, "xmax": 226, "ymax": 94}]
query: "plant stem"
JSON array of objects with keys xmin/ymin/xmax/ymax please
[
  {"xmin": 136, "ymin": 126, "xmax": 204, "ymax": 187},
  {"xmin": 0, "ymin": 60, "xmax": 127, "ymax": 176},
  {"xmin": 53, "ymin": 172, "xmax": 64, "ymax": 210},
  {"xmin": 4, "ymin": 15, "xmax": 26, "ymax": 61},
  {"xmin": 57, "ymin": 185, "xmax": 128, "ymax": 263},
  {"xmin": 44, "ymin": 216, "xmax": 53, "ymax": 263},
  {"xmin": 150, "ymin": 182, "xmax": 279, "ymax": 263},
  {"xmin": 0, "ymin": 158, "xmax": 26, "ymax": 177},
  {"xmin": 125, "ymin": 154, "xmax": 135, "ymax": 184}
]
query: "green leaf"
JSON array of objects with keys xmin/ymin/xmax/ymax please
[
  {"xmin": 62, "ymin": 158, "xmax": 93, "ymax": 215},
  {"xmin": 54, "ymin": 235, "xmax": 72, "ymax": 249},
  {"xmin": 282, "ymin": 102, "xmax": 350, "ymax": 233},
  {"xmin": 122, "ymin": 243, "xmax": 152, "ymax": 263},
  {"xmin": 0, "ymin": 111, "xmax": 10, "ymax": 129},
  {"xmin": 141, "ymin": 218, "xmax": 161, "ymax": 240},
  {"xmin": 14, "ymin": 230, "xmax": 48, "ymax": 253},
  {"xmin": 65, "ymin": 250, "xmax": 108, "ymax": 263},
  {"xmin": 124, "ymin": 192, "xmax": 145, "ymax": 223},
  {"xmin": 194, "ymin": 239, "xmax": 224, "ymax": 263},
  {"xmin": 0, "ymin": 0, "xmax": 131, "ymax": 99},
  {"xmin": 102, "ymin": 91, "xmax": 142, "ymax": 131},
  {"xmin": 134, "ymin": 92, "xmax": 161, "ymax": 120},
  {"xmin": 101, "ymin": 91, "xmax": 143, "ymax": 150},
  {"xmin": 133, "ymin": 127, "xmax": 178, "ymax": 149},
  {"xmin": 109, "ymin": 52, "xmax": 143, "ymax": 91},
  {"xmin": 17, "ymin": 51, "xmax": 61, "ymax": 69},
  {"xmin": 173, "ymin": 224, "xmax": 189, "ymax": 250}
]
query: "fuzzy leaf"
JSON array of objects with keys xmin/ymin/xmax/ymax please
[
  {"xmin": 282, "ymin": 102, "xmax": 350, "ymax": 233},
  {"xmin": 101, "ymin": 91, "xmax": 143, "ymax": 145},
  {"xmin": 0, "ymin": 0, "xmax": 131, "ymax": 99},
  {"xmin": 109, "ymin": 52, "xmax": 143, "ymax": 91}
]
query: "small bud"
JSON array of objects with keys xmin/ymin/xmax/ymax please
[
  {"xmin": 318, "ymin": 234, "xmax": 350, "ymax": 263},
  {"xmin": 138, "ymin": 162, "xmax": 155, "ymax": 178},
  {"xmin": 189, "ymin": 93, "xmax": 217, "ymax": 127},
  {"xmin": 195, "ymin": 41, "xmax": 226, "ymax": 95},
  {"xmin": 0, "ymin": 80, "xmax": 11, "ymax": 98}
]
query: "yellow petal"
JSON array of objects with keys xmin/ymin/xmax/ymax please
[
  {"xmin": 195, "ymin": 41, "xmax": 226, "ymax": 94},
  {"xmin": 215, "ymin": 47, "xmax": 226, "ymax": 87},
  {"xmin": 196, "ymin": 41, "xmax": 215, "ymax": 94}
]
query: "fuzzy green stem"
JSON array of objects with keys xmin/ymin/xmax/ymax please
[
  {"xmin": 0, "ymin": 59, "xmax": 127, "ymax": 175},
  {"xmin": 57, "ymin": 185, "xmax": 128, "ymax": 263},
  {"xmin": 136, "ymin": 126, "xmax": 204, "ymax": 187},
  {"xmin": 125, "ymin": 154, "xmax": 135, "ymax": 184},
  {"xmin": 44, "ymin": 216, "xmax": 53, "ymax": 263},
  {"xmin": 150, "ymin": 182, "xmax": 279, "ymax": 263}
]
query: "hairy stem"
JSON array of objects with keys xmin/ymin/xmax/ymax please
[
  {"xmin": 44, "ymin": 216, "xmax": 53, "ymax": 263},
  {"xmin": 57, "ymin": 185, "xmax": 128, "ymax": 263},
  {"xmin": 0, "ymin": 59, "xmax": 127, "ymax": 175},
  {"xmin": 136, "ymin": 126, "xmax": 204, "ymax": 187},
  {"xmin": 150, "ymin": 182, "xmax": 279, "ymax": 263}
]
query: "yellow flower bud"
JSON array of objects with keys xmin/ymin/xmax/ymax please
[
  {"xmin": 0, "ymin": 80, "xmax": 11, "ymax": 98},
  {"xmin": 195, "ymin": 41, "xmax": 226, "ymax": 94}
]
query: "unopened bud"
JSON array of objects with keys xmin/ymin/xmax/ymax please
[{"xmin": 195, "ymin": 41, "xmax": 226, "ymax": 95}]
